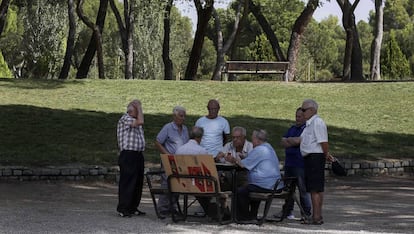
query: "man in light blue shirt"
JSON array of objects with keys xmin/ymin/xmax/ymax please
[
  {"xmin": 226, "ymin": 129, "xmax": 281, "ymax": 221},
  {"xmin": 154, "ymin": 106, "xmax": 189, "ymax": 217}
]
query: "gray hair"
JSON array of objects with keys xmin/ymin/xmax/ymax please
[
  {"xmin": 173, "ymin": 105, "xmax": 186, "ymax": 115},
  {"xmin": 232, "ymin": 126, "xmax": 247, "ymax": 137},
  {"xmin": 303, "ymin": 99, "xmax": 319, "ymax": 111},
  {"xmin": 252, "ymin": 129, "xmax": 268, "ymax": 142},
  {"xmin": 190, "ymin": 126, "xmax": 204, "ymax": 139},
  {"xmin": 127, "ymin": 99, "xmax": 140, "ymax": 113}
]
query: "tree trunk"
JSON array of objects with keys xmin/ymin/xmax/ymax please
[
  {"xmin": 110, "ymin": 0, "xmax": 135, "ymax": 79},
  {"xmin": 59, "ymin": 0, "xmax": 76, "ymax": 79},
  {"xmin": 351, "ymin": 26, "xmax": 364, "ymax": 81},
  {"xmin": 248, "ymin": 0, "xmax": 285, "ymax": 61},
  {"xmin": 184, "ymin": 0, "xmax": 214, "ymax": 80},
  {"xmin": 211, "ymin": 1, "xmax": 242, "ymax": 81},
  {"xmin": 162, "ymin": 0, "xmax": 173, "ymax": 80},
  {"xmin": 76, "ymin": 0, "xmax": 108, "ymax": 79},
  {"xmin": 370, "ymin": 0, "xmax": 383, "ymax": 80},
  {"xmin": 338, "ymin": 0, "xmax": 363, "ymax": 81},
  {"xmin": 0, "ymin": 0, "xmax": 10, "ymax": 37},
  {"xmin": 286, "ymin": 0, "xmax": 319, "ymax": 81}
]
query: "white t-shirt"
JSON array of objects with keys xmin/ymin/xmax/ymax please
[
  {"xmin": 300, "ymin": 114, "xmax": 328, "ymax": 157},
  {"xmin": 195, "ymin": 116, "xmax": 230, "ymax": 157}
]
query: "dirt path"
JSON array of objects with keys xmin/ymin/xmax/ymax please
[{"xmin": 0, "ymin": 175, "xmax": 412, "ymax": 233}]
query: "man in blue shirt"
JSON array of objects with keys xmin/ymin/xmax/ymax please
[
  {"xmin": 274, "ymin": 108, "xmax": 311, "ymax": 220},
  {"xmin": 155, "ymin": 106, "xmax": 189, "ymax": 217},
  {"xmin": 226, "ymin": 129, "xmax": 282, "ymax": 221}
]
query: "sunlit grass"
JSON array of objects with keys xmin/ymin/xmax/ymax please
[{"xmin": 0, "ymin": 78, "xmax": 413, "ymax": 166}]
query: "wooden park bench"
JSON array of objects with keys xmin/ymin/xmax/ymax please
[{"xmin": 222, "ymin": 61, "xmax": 290, "ymax": 81}]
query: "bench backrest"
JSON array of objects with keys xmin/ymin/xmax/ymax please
[
  {"xmin": 225, "ymin": 61, "xmax": 289, "ymax": 74},
  {"xmin": 161, "ymin": 154, "xmax": 220, "ymax": 193}
]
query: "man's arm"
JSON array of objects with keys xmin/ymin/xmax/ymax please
[
  {"xmin": 321, "ymin": 141, "xmax": 334, "ymax": 162},
  {"xmin": 131, "ymin": 100, "xmax": 144, "ymax": 127},
  {"xmin": 281, "ymin": 137, "xmax": 301, "ymax": 148},
  {"xmin": 155, "ymin": 140, "xmax": 169, "ymax": 154}
]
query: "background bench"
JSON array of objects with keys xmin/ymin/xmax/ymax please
[{"xmin": 222, "ymin": 61, "xmax": 289, "ymax": 81}]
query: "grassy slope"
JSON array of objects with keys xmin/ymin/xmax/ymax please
[{"xmin": 0, "ymin": 78, "xmax": 413, "ymax": 166}]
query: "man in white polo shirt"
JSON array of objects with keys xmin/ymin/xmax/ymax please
[{"xmin": 299, "ymin": 99, "xmax": 333, "ymax": 225}]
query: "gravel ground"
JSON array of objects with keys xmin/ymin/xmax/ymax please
[{"xmin": 0, "ymin": 175, "xmax": 413, "ymax": 234}]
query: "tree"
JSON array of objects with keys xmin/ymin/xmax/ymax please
[
  {"xmin": 210, "ymin": 0, "xmax": 243, "ymax": 80},
  {"xmin": 162, "ymin": 0, "xmax": 174, "ymax": 80},
  {"xmin": 59, "ymin": 0, "xmax": 76, "ymax": 79},
  {"xmin": 0, "ymin": 50, "xmax": 12, "ymax": 77},
  {"xmin": 381, "ymin": 30, "xmax": 410, "ymax": 79},
  {"xmin": 286, "ymin": 0, "xmax": 319, "ymax": 81},
  {"xmin": 184, "ymin": 0, "xmax": 214, "ymax": 80},
  {"xmin": 0, "ymin": 0, "xmax": 10, "ymax": 37},
  {"xmin": 369, "ymin": 0, "xmax": 384, "ymax": 80},
  {"xmin": 109, "ymin": 0, "xmax": 136, "ymax": 79},
  {"xmin": 337, "ymin": 0, "xmax": 364, "ymax": 81},
  {"xmin": 20, "ymin": 0, "xmax": 67, "ymax": 78},
  {"xmin": 248, "ymin": 0, "xmax": 285, "ymax": 61},
  {"xmin": 76, "ymin": 0, "xmax": 108, "ymax": 79}
]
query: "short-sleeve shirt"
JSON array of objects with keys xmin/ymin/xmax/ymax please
[
  {"xmin": 217, "ymin": 140, "xmax": 253, "ymax": 163},
  {"xmin": 241, "ymin": 142, "xmax": 282, "ymax": 190},
  {"xmin": 175, "ymin": 139, "xmax": 209, "ymax": 155},
  {"xmin": 117, "ymin": 113, "xmax": 145, "ymax": 152},
  {"xmin": 300, "ymin": 114, "xmax": 328, "ymax": 157},
  {"xmin": 156, "ymin": 122, "xmax": 189, "ymax": 154},
  {"xmin": 195, "ymin": 116, "xmax": 230, "ymax": 157},
  {"xmin": 283, "ymin": 124, "xmax": 306, "ymax": 168}
]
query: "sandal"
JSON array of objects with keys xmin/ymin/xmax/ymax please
[{"xmin": 312, "ymin": 219, "xmax": 324, "ymax": 225}]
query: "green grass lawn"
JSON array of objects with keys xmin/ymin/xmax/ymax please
[{"xmin": 0, "ymin": 78, "xmax": 413, "ymax": 166}]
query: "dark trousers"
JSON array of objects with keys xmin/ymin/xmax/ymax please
[
  {"xmin": 117, "ymin": 150, "xmax": 144, "ymax": 214},
  {"xmin": 237, "ymin": 184, "xmax": 272, "ymax": 220}
]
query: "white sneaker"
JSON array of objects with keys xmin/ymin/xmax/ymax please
[{"xmin": 286, "ymin": 214, "xmax": 296, "ymax": 220}]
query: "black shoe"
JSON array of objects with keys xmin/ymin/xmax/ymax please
[{"xmin": 131, "ymin": 209, "xmax": 146, "ymax": 216}]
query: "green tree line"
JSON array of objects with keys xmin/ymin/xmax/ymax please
[{"xmin": 0, "ymin": 0, "xmax": 412, "ymax": 81}]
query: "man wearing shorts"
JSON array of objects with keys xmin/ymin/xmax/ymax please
[{"xmin": 299, "ymin": 99, "xmax": 333, "ymax": 225}]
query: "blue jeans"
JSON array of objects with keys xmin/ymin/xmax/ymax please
[{"xmin": 283, "ymin": 166, "xmax": 311, "ymax": 216}]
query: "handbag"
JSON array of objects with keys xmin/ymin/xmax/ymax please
[{"xmin": 331, "ymin": 158, "xmax": 347, "ymax": 176}]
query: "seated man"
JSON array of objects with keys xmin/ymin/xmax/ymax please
[
  {"xmin": 226, "ymin": 129, "xmax": 282, "ymax": 221},
  {"xmin": 215, "ymin": 126, "xmax": 253, "ymax": 190}
]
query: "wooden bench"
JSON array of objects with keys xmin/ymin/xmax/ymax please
[
  {"xmin": 161, "ymin": 154, "xmax": 232, "ymax": 224},
  {"xmin": 222, "ymin": 61, "xmax": 289, "ymax": 81}
]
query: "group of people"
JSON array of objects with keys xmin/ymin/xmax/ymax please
[{"xmin": 115, "ymin": 98, "xmax": 333, "ymax": 225}]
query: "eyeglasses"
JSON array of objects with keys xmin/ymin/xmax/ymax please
[{"xmin": 301, "ymin": 107, "xmax": 312, "ymax": 112}]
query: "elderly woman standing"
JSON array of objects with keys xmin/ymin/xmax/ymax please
[{"xmin": 116, "ymin": 99, "xmax": 146, "ymax": 217}]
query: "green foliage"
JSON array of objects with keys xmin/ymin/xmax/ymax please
[
  {"xmin": 0, "ymin": 51, "xmax": 12, "ymax": 78},
  {"xmin": 19, "ymin": 1, "xmax": 67, "ymax": 78},
  {"xmin": 198, "ymin": 37, "xmax": 216, "ymax": 80},
  {"xmin": 381, "ymin": 31, "xmax": 411, "ymax": 79},
  {"xmin": 303, "ymin": 17, "xmax": 343, "ymax": 78},
  {"xmin": 249, "ymin": 34, "xmax": 275, "ymax": 61},
  {"xmin": 0, "ymin": 79, "xmax": 413, "ymax": 166},
  {"xmin": 170, "ymin": 6, "xmax": 193, "ymax": 79}
]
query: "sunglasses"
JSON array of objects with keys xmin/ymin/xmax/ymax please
[{"xmin": 301, "ymin": 107, "xmax": 312, "ymax": 112}]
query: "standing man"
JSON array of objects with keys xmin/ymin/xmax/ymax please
[
  {"xmin": 226, "ymin": 129, "xmax": 282, "ymax": 221},
  {"xmin": 195, "ymin": 99, "xmax": 230, "ymax": 158},
  {"xmin": 155, "ymin": 106, "xmax": 189, "ymax": 217},
  {"xmin": 300, "ymin": 99, "xmax": 334, "ymax": 225},
  {"xmin": 274, "ymin": 108, "xmax": 311, "ymax": 220},
  {"xmin": 116, "ymin": 99, "xmax": 146, "ymax": 217}
]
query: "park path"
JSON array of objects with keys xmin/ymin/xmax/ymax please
[{"xmin": 0, "ymin": 175, "xmax": 413, "ymax": 234}]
